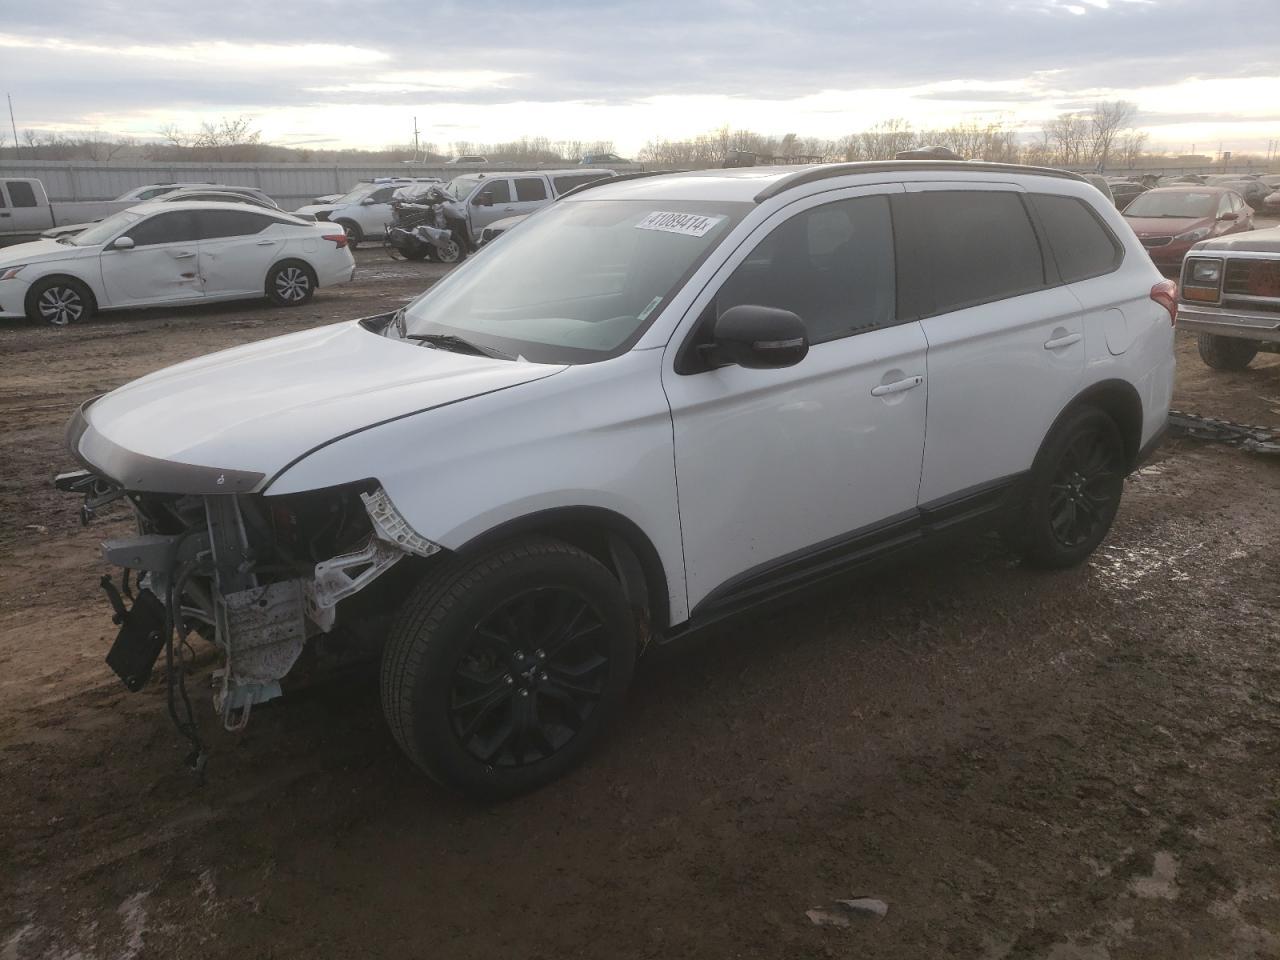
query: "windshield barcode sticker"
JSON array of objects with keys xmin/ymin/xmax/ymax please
[{"xmin": 635, "ymin": 212, "xmax": 725, "ymax": 238}]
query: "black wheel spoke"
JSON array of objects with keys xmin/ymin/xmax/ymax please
[{"xmin": 450, "ymin": 585, "xmax": 612, "ymax": 769}]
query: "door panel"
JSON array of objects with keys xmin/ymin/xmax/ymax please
[
  {"xmin": 665, "ymin": 323, "xmax": 929, "ymax": 611},
  {"xmin": 895, "ymin": 184, "xmax": 1085, "ymax": 504},
  {"xmin": 98, "ymin": 210, "xmax": 203, "ymax": 306},
  {"xmin": 469, "ymin": 179, "xmax": 514, "ymax": 231},
  {"xmin": 662, "ymin": 184, "xmax": 927, "ymax": 614},
  {"xmin": 196, "ymin": 211, "xmax": 284, "ymax": 297}
]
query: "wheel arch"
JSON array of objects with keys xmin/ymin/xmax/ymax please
[
  {"xmin": 265, "ymin": 257, "xmax": 317, "ymax": 295},
  {"xmin": 25, "ymin": 272, "xmax": 100, "ymax": 315},
  {"xmin": 1042, "ymin": 378, "xmax": 1144, "ymax": 471},
  {"xmin": 453, "ymin": 506, "xmax": 671, "ymax": 635}
]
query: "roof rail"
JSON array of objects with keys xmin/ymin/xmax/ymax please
[
  {"xmin": 557, "ymin": 169, "xmax": 688, "ymax": 200},
  {"xmin": 753, "ymin": 161, "xmax": 1086, "ymax": 202}
]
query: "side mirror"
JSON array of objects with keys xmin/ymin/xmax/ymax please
[
  {"xmin": 711, "ymin": 305, "xmax": 808, "ymax": 369},
  {"xmin": 1219, "ymin": 212, "xmax": 1238, "ymax": 221},
  {"xmin": 474, "ymin": 192, "xmax": 493, "ymax": 207},
  {"xmin": 360, "ymin": 197, "xmax": 377, "ymax": 206},
  {"xmin": 110, "ymin": 236, "xmax": 135, "ymax": 250}
]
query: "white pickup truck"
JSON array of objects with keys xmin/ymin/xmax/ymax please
[{"xmin": 0, "ymin": 178, "xmax": 136, "ymax": 246}]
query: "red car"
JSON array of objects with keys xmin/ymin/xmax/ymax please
[{"xmin": 1122, "ymin": 186, "xmax": 1254, "ymax": 275}]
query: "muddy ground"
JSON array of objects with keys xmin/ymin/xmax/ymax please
[{"xmin": 2, "ymin": 247, "xmax": 1279, "ymax": 960}]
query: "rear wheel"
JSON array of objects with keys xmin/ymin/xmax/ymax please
[
  {"xmin": 334, "ymin": 219, "xmax": 362, "ymax": 250},
  {"xmin": 381, "ymin": 537, "xmax": 636, "ymax": 799},
  {"xmin": 266, "ymin": 261, "xmax": 315, "ymax": 306},
  {"xmin": 26, "ymin": 277, "xmax": 94, "ymax": 326},
  {"xmin": 1197, "ymin": 333, "xmax": 1259, "ymax": 371},
  {"xmin": 1018, "ymin": 405, "xmax": 1126, "ymax": 569}
]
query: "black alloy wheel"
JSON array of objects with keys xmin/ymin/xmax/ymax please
[{"xmin": 449, "ymin": 587, "xmax": 610, "ymax": 768}]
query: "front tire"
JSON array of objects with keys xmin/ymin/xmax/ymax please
[
  {"xmin": 266, "ymin": 262, "xmax": 315, "ymax": 306},
  {"xmin": 1018, "ymin": 405, "xmax": 1126, "ymax": 570},
  {"xmin": 1197, "ymin": 333, "xmax": 1259, "ymax": 371},
  {"xmin": 26, "ymin": 277, "xmax": 94, "ymax": 326},
  {"xmin": 401, "ymin": 246, "xmax": 430, "ymax": 261},
  {"xmin": 381, "ymin": 537, "xmax": 637, "ymax": 799}
]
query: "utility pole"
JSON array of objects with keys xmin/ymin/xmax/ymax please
[
  {"xmin": 7, "ymin": 93, "xmax": 17, "ymax": 156},
  {"xmin": 413, "ymin": 116, "xmax": 420, "ymax": 163}
]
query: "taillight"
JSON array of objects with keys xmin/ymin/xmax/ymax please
[
  {"xmin": 1150, "ymin": 279, "xmax": 1177, "ymax": 325},
  {"xmin": 323, "ymin": 233, "xmax": 349, "ymax": 249}
]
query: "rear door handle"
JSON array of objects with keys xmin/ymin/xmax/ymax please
[
  {"xmin": 173, "ymin": 251, "xmax": 196, "ymax": 259},
  {"xmin": 255, "ymin": 239, "xmax": 276, "ymax": 246},
  {"xmin": 1044, "ymin": 332, "xmax": 1082, "ymax": 350},
  {"xmin": 871, "ymin": 375, "xmax": 924, "ymax": 397}
]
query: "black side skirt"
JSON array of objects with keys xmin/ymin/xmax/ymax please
[{"xmin": 667, "ymin": 472, "xmax": 1029, "ymax": 640}]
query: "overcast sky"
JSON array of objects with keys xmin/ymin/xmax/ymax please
[{"xmin": 3, "ymin": 0, "xmax": 1277, "ymax": 156}]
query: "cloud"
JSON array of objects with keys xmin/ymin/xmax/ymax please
[{"xmin": 0, "ymin": 0, "xmax": 1276, "ymax": 153}]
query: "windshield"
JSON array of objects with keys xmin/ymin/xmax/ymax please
[
  {"xmin": 1123, "ymin": 191, "xmax": 1217, "ymax": 219},
  {"xmin": 400, "ymin": 198, "xmax": 750, "ymax": 363},
  {"xmin": 331, "ymin": 184, "xmax": 379, "ymax": 205},
  {"xmin": 443, "ymin": 175, "xmax": 484, "ymax": 201},
  {"xmin": 70, "ymin": 210, "xmax": 143, "ymax": 246}
]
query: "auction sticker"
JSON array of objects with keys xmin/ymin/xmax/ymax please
[{"xmin": 635, "ymin": 211, "xmax": 725, "ymax": 238}]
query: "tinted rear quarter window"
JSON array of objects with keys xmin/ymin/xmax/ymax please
[
  {"xmin": 7, "ymin": 181, "xmax": 37, "ymax": 207},
  {"xmin": 902, "ymin": 190, "xmax": 1046, "ymax": 315},
  {"xmin": 553, "ymin": 174, "xmax": 607, "ymax": 195},
  {"xmin": 514, "ymin": 177, "xmax": 548, "ymax": 202},
  {"xmin": 197, "ymin": 210, "xmax": 275, "ymax": 239},
  {"xmin": 1028, "ymin": 193, "xmax": 1122, "ymax": 283}
]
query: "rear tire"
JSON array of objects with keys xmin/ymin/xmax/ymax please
[
  {"xmin": 1017, "ymin": 405, "xmax": 1126, "ymax": 570},
  {"xmin": 381, "ymin": 537, "xmax": 637, "ymax": 799},
  {"xmin": 334, "ymin": 219, "xmax": 362, "ymax": 250},
  {"xmin": 401, "ymin": 246, "xmax": 430, "ymax": 261},
  {"xmin": 266, "ymin": 261, "xmax": 316, "ymax": 306},
  {"xmin": 1197, "ymin": 333, "xmax": 1259, "ymax": 371},
  {"xmin": 26, "ymin": 276, "xmax": 94, "ymax": 326}
]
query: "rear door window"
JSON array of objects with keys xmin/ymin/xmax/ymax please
[
  {"xmin": 898, "ymin": 190, "xmax": 1047, "ymax": 316},
  {"xmin": 1028, "ymin": 194, "xmax": 1123, "ymax": 283},
  {"xmin": 6, "ymin": 181, "xmax": 37, "ymax": 207},
  {"xmin": 197, "ymin": 210, "xmax": 275, "ymax": 239},
  {"xmin": 514, "ymin": 177, "xmax": 548, "ymax": 202},
  {"xmin": 553, "ymin": 174, "xmax": 608, "ymax": 195},
  {"xmin": 124, "ymin": 210, "xmax": 201, "ymax": 246}
]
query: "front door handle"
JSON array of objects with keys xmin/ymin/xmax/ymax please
[
  {"xmin": 255, "ymin": 239, "xmax": 276, "ymax": 246},
  {"xmin": 871, "ymin": 375, "xmax": 923, "ymax": 397},
  {"xmin": 173, "ymin": 251, "xmax": 196, "ymax": 260},
  {"xmin": 1044, "ymin": 332, "xmax": 1082, "ymax": 350}
]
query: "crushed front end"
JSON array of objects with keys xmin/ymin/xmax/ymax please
[{"xmin": 60, "ymin": 402, "xmax": 441, "ymax": 765}]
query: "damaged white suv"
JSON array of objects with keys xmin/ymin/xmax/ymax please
[{"xmin": 62, "ymin": 163, "xmax": 1175, "ymax": 798}]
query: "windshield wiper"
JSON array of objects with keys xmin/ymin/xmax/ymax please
[{"xmin": 406, "ymin": 332, "xmax": 514, "ymax": 360}]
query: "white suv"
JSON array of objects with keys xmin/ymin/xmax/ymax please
[
  {"xmin": 62, "ymin": 162, "xmax": 1176, "ymax": 797},
  {"xmin": 294, "ymin": 178, "xmax": 441, "ymax": 247}
]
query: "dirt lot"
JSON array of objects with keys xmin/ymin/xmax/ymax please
[{"xmin": 2, "ymin": 247, "xmax": 1279, "ymax": 960}]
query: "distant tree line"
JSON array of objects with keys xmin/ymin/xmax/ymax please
[
  {"xmin": 639, "ymin": 102, "xmax": 1153, "ymax": 170},
  {"xmin": 0, "ymin": 102, "xmax": 1264, "ymax": 170}
]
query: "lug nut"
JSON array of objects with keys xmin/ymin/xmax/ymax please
[
  {"xmin": 518, "ymin": 689, "xmax": 529, "ymax": 697},
  {"xmin": 504, "ymin": 674, "xmax": 513, "ymax": 685},
  {"xmin": 535, "ymin": 649, "xmax": 546, "ymax": 660}
]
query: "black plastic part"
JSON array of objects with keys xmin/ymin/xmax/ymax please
[{"xmin": 103, "ymin": 585, "xmax": 168, "ymax": 692}]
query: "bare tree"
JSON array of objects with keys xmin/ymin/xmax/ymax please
[{"xmin": 1089, "ymin": 100, "xmax": 1137, "ymax": 172}]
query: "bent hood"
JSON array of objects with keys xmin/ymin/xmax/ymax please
[{"xmin": 73, "ymin": 321, "xmax": 566, "ymax": 493}]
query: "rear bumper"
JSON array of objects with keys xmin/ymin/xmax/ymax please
[{"xmin": 1176, "ymin": 304, "xmax": 1280, "ymax": 343}]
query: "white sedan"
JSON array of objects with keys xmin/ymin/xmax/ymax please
[{"xmin": 0, "ymin": 201, "xmax": 356, "ymax": 326}]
